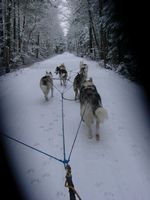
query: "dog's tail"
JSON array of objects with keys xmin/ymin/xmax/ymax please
[{"xmin": 95, "ymin": 107, "xmax": 108, "ymax": 123}]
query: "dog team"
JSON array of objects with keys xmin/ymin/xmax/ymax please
[{"xmin": 40, "ymin": 61, "xmax": 108, "ymax": 141}]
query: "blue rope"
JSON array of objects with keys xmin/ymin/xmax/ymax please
[
  {"xmin": 67, "ymin": 102, "xmax": 88, "ymax": 162},
  {"xmin": 67, "ymin": 118, "xmax": 82, "ymax": 162},
  {"xmin": 61, "ymin": 93, "xmax": 68, "ymax": 167},
  {"xmin": 0, "ymin": 133, "xmax": 65, "ymax": 164}
]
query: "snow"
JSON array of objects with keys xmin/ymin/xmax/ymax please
[{"xmin": 0, "ymin": 52, "xmax": 150, "ymax": 200}]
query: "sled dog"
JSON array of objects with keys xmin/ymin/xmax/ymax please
[
  {"xmin": 80, "ymin": 60, "xmax": 88, "ymax": 79},
  {"xmin": 73, "ymin": 67, "xmax": 87, "ymax": 100},
  {"xmin": 40, "ymin": 71, "xmax": 53, "ymax": 101},
  {"xmin": 80, "ymin": 78, "xmax": 108, "ymax": 140},
  {"xmin": 55, "ymin": 64, "xmax": 68, "ymax": 86}
]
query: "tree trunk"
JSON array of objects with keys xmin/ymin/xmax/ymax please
[
  {"xmin": 13, "ymin": 1, "xmax": 17, "ymax": 52},
  {"xmin": 87, "ymin": 0, "xmax": 93, "ymax": 58},
  {"xmin": 5, "ymin": 0, "xmax": 12, "ymax": 70},
  {"xmin": 103, "ymin": 30, "xmax": 108, "ymax": 67},
  {"xmin": 17, "ymin": 0, "xmax": 21, "ymax": 52},
  {"xmin": 98, "ymin": 0, "xmax": 105, "ymax": 60},
  {"xmin": 20, "ymin": 0, "xmax": 28, "ymax": 52},
  {"xmin": 0, "ymin": 0, "xmax": 4, "ymax": 58},
  {"xmin": 87, "ymin": 0, "xmax": 101, "ymax": 59},
  {"xmin": 36, "ymin": 33, "xmax": 40, "ymax": 58}
]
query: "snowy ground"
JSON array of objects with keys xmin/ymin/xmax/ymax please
[{"xmin": 0, "ymin": 52, "xmax": 150, "ymax": 200}]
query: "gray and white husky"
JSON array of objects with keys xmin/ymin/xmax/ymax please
[
  {"xmin": 40, "ymin": 71, "xmax": 53, "ymax": 101},
  {"xmin": 80, "ymin": 78, "xmax": 108, "ymax": 140}
]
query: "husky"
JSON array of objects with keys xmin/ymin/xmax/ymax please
[
  {"xmin": 80, "ymin": 78, "xmax": 108, "ymax": 140},
  {"xmin": 55, "ymin": 64, "xmax": 68, "ymax": 86},
  {"xmin": 80, "ymin": 61, "xmax": 88, "ymax": 79},
  {"xmin": 40, "ymin": 71, "xmax": 53, "ymax": 101},
  {"xmin": 73, "ymin": 67, "xmax": 87, "ymax": 100}
]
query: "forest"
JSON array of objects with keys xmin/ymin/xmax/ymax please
[{"xmin": 0, "ymin": 0, "xmax": 148, "ymax": 85}]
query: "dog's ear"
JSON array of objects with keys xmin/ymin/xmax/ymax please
[
  {"xmin": 89, "ymin": 77, "xmax": 93, "ymax": 82},
  {"xmin": 55, "ymin": 67, "xmax": 58, "ymax": 74},
  {"xmin": 80, "ymin": 60, "xmax": 83, "ymax": 65}
]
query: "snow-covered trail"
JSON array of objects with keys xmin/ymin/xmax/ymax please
[{"xmin": 0, "ymin": 52, "xmax": 150, "ymax": 200}]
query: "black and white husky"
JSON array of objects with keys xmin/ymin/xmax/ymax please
[
  {"xmin": 40, "ymin": 71, "xmax": 53, "ymax": 101},
  {"xmin": 80, "ymin": 78, "xmax": 108, "ymax": 140},
  {"xmin": 80, "ymin": 61, "xmax": 88, "ymax": 79},
  {"xmin": 55, "ymin": 64, "xmax": 68, "ymax": 86}
]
